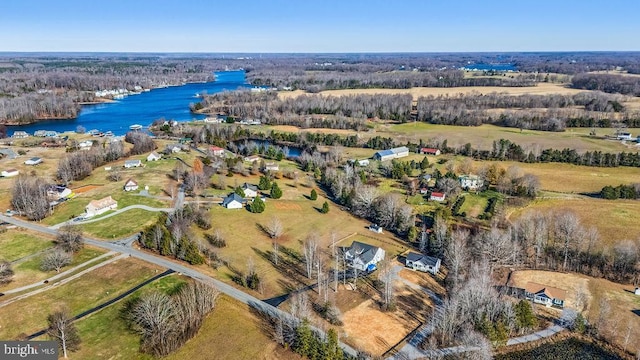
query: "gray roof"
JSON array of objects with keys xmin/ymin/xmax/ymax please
[
  {"xmin": 347, "ymin": 241, "xmax": 380, "ymax": 264},
  {"xmin": 242, "ymin": 183, "xmax": 258, "ymax": 191},
  {"xmin": 375, "ymin": 147, "xmax": 409, "ymax": 158},
  {"xmin": 125, "ymin": 159, "xmax": 141, "ymax": 165},
  {"xmin": 406, "ymin": 252, "xmax": 440, "ymax": 267},
  {"xmin": 223, "ymin": 193, "xmax": 245, "ymax": 205}
]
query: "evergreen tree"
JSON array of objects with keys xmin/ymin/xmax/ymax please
[
  {"xmin": 321, "ymin": 201, "xmax": 330, "ymax": 214},
  {"xmin": 250, "ymin": 196, "xmax": 266, "ymax": 213},
  {"xmin": 310, "ymin": 189, "xmax": 318, "ymax": 200},
  {"xmin": 295, "ymin": 320, "xmax": 313, "ymax": 357},
  {"xmin": 573, "ymin": 313, "xmax": 587, "ymax": 334},
  {"xmin": 514, "ymin": 300, "xmax": 536, "ymax": 330},
  {"xmin": 407, "ymin": 226, "xmax": 418, "ymax": 242},
  {"xmin": 271, "ymin": 182, "xmax": 283, "ymax": 199},
  {"xmin": 325, "ymin": 328, "xmax": 343, "ymax": 360},
  {"xmin": 420, "ymin": 156, "xmax": 429, "ymax": 170},
  {"xmin": 234, "ymin": 186, "xmax": 245, "ymax": 197},
  {"xmin": 258, "ymin": 175, "xmax": 271, "ymax": 190}
]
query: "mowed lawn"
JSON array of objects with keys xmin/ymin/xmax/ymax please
[
  {"xmin": 0, "ymin": 246, "xmax": 107, "ymax": 293},
  {"xmin": 511, "ymin": 198, "xmax": 640, "ymax": 248},
  {"xmin": 0, "ymin": 229, "xmax": 54, "ymax": 262},
  {"xmin": 0, "ymin": 257, "xmax": 162, "ymax": 340},
  {"xmin": 80, "ymin": 208, "xmax": 161, "ymax": 239}
]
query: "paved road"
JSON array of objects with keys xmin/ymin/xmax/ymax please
[
  {"xmin": 0, "ymin": 214, "xmax": 358, "ymax": 357},
  {"xmin": 50, "ymin": 205, "xmax": 175, "ymax": 229},
  {"xmin": 0, "ymin": 254, "xmax": 126, "ymax": 308},
  {"xmin": 506, "ymin": 324, "xmax": 565, "ymax": 346}
]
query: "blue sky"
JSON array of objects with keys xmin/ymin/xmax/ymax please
[{"xmin": 1, "ymin": 0, "xmax": 638, "ymax": 52}]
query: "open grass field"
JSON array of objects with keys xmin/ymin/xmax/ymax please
[
  {"xmin": 0, "ymin": 246, "xmax": 107, "ymax": 293},
  {"xmin": 458, "ymin": 192, "xmax": 490, "ymax": 218},
  {"xmin": 510, "ymin": 198, "xmax": 640, "ymax": 249},
  {"xmin": 278, "ymin": 83, "xmax": 595, "ymax": 100},
  {"xmin": 80, "ymin": 208, "xmax": 161, "ymax": 239},
  {"xmin": 380, "ymin": 123, "xmax": 639, "ymax": 153},
  {"xmin": 0, "ymin": 257, "xmax": 162, "ymax": 340},
  {"xmin": 467, "ymin": 160, "xmax": 640, "ymax": 194},
  {"xmin": 510, "ymin": 270, "xmax": 640, "ymax": 356},
  {"xmin": 0, "ymin": 228, "xmax": 54, "ymax": 262}
]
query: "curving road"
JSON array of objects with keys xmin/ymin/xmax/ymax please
[{"xmin": 0, "ymin": 214, "xmax": 358, "ymax": 357}]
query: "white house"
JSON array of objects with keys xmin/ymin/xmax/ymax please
[
  {"xmin": 419, "ymin": 147, "xmax": 441, "ymax": 156},
  {"xmin": 1, "ymin": 169, "xmax": 19, "ymax": 177},
  {"xmin": 405, "ymin": 252, "xmax": 441, "ymax": 275},
  {"xmin": 344, "ymin": 241, "xmax": 386, "ymax": 272},
  {"xmin": 244, "ymin": 155, "xmax": 261, "ymax": 163},
  {"xmin": 635, "ymin": 287, "xmax": 640, "ymax": 296},
  {"xmin": 78, "ymin": 140, "xmax": 93, "ymax": 150},
  {"xmin": 124, "ymin": 159, "xmax": 142, "ymax": 168},
  {"xmin": 147, "ymin": 152, "xmax": 162, "ymax": 162},
  {"xmin": 242, "ymin": 183, "xmax": 259, "ymax": 198},
  {"xmin": 222, "ymin": 193, "xmax": 244, "ymax": 209},
  {"xmin": 11, "ymin": 131, "xmax": 29, "ymax": 139},
  {"xmin": 459, "ymin": 175, "xmax": 483, "ymax": 191},
  {"xmin": 617, "ymin": 132, "xmax": 633, "ymax": 140},
  {"xmin": 124, "ymin": 178, "xmax": 139, "ymax": 192},
  {"xmin": 24, "ymin": 157, "xmax": 43, "ymax": 166},
  {"xmin": 166, "ymin": 144, "xmax": 182, "ymax": 154},
  {"xmin": 429, "ymin": 192, "xmax": 446, "ymax": 202},
  {"xmin": 85, "ymin": 196, "xmax": 117, "ymax": 217},
  {"xmin": 369, "ymin": 224, "xmax": 383, "ymax": 234},
  {"xmin": 373, "ymin": 146, "xmax": 409, "ymax": 161},
  {"xmin": 47, "ymin": 185, "xmax": 73, "ymax": 200},
  {"xmin": 264, "ymin": 162, "xmax": 279, "ymax": 172},
  {"xmin": 524, "ymin": 282, "xmax": 566, "ymax": 308},
  {"xmin": 210, "ymin": 146, "xmax": 225, "ymax": 157}
]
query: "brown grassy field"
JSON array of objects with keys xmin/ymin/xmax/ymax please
[
  {"xmin": 509, "ymin": 198, "xmax": 640, "ymax": 249},
  {"xmin": 510, "ymin": 270, "xmax": 640, "ymax": 356},
  {"xmin": 279, "ymin": 83, "xmax": 593, "ymax": 100}
]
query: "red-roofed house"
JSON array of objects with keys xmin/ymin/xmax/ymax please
[
  {"xmin": 429, "ymin": 192, "xmax": 446, "ymax": 202},
  {"xmin": 210, "ymin": 146, "xmax": 225, "ymax": 157},
  {"xmin": 420, "ymin": 148, "xmax": 441, "ymax": 156}
]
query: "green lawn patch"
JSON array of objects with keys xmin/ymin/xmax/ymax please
[
  {"xmin": 0, "ymin": 230, "xmax": 54, "ymax": 262},
  {"xmin": 81, "ymin": 209, "xmax": 161, "ymax": 239}
]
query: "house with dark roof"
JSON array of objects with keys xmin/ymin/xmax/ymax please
[
  {"xmin": 344, "ymin": 241, "xmax": 385, "ymax": 272},
  {"xmin": 222, "ymin": 193, "xmax": 245, "ymax": 209},
  {"xmin": 405, "ymin": 252, "xmax": 441, "ymax": 275},
  {"xmin": 524, "ymin": 282, "xmax": 567, "ymax": 308},
  {"xmin": 124, "ymin": 178, "xmax": 139, "ymax": 192},
  {"xmin": 24, "ymin": 157, "xmax": 42, "ymax": 165},
  {"xmin": 241, "ymin": 183, "xmax": 259, "ymax": 198}
]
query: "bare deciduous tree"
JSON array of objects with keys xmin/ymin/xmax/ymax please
[
  {"xmin": 289, "ymin": 291, "xmax": 310, "ymax": 320},
  {"xmin": 47, "ymin": 308, "xmax": 81, "ymax": 358},
  {"xmin": 56, "ymin": 225, "xmax": 84, "ymax": 253},
  {"xmin": 555, "ymin": 211, "xmax": 581, "ymax": 271},
  {"xmin": 41, "ymin": 250, "xmax": 72, "ymax": 273},
  {"xmin": 0, "ymin": 261, "xmax": 14, "ymax": 284},
  {"xmin": 303, "ymin": 233, "xmax": 318, "ymax": 279},
  {"xmin": 378, "ymin": 260, "xmax": 396, "ymax": 310},
  {"xmin": 11, "ymin": 175, "xmax": 50, "ymax": 221},
  {"xmin": 445, "ymin": 229, "xmax": 470, "ymax": 288}
]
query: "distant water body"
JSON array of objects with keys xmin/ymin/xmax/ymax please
[
  {"xmin": 10, "ymin": 70, "xmax": 248, "ymax": 136},
  {"xmin": 462, "ymin": 63, "xmax": 517, "ymax": 71}
]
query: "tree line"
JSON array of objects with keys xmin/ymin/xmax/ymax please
[
  {"xmin": 571, "ymin": 73, "xmax": 640, "ymax": 97},
  {"xmin": 600, "ymin": 183, "xmax": 640, "ymax": 200}
]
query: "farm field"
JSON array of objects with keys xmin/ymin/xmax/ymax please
[
  {"xmin": 510, "ymin": 198, "xmax": 640, "ymax": 248},
  {"xmin": 278, "ymin": 82, "xmax": 597, "ymax": 99},
  {"xmin": 381, "ymin": 123, "xmax": 639, "ymax": 153},
  {"xmin": 0, "ymin": 257, "xmax": 162, "ymax": 340},
  {"xmin": 509, "ymin": 270, "xmax": 640, "ymax": 355}
]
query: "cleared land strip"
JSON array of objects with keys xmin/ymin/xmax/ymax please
[
  {"xmin": 0, "ymin": 253, "xmax": 125, "ymax": 308},
  {"xmin": 0, "ymin": 251, "xmax": 117, "ymax": 295},
  {"xmin": 26, "ymin": 269, "xmax": 175, "ymax": 339}
]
